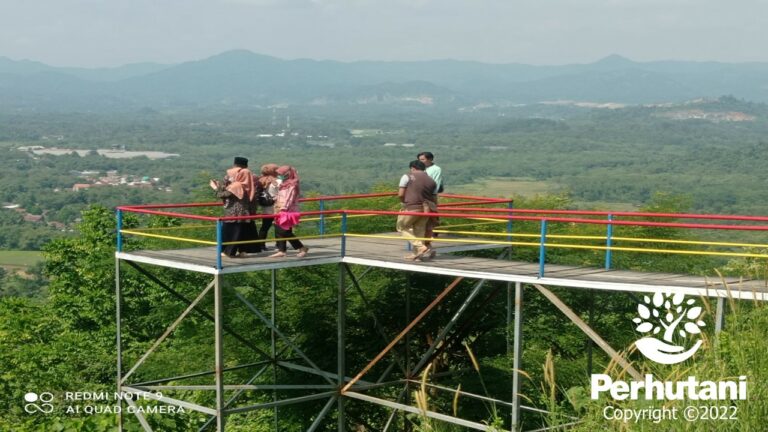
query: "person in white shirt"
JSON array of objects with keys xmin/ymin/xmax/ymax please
[
  {"xmin": 417, "ymin": 151, "xmax": 443, "ymax": 194},
  {"xmin": 417, "ymin": 151, "xmax": 443, "ymax": 255}
]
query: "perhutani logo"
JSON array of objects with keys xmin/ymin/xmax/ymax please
[
  {"xmin": 632, "ymin": 291, "xmax": 705, "ymax": 364},
  {"xmin": 591, "ymin": 291, "xmax": 749, "ymax": 405}
]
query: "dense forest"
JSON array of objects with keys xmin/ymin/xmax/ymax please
[
  {"xmin": 2, "ymin": 95, "xmax": 768, "ymax": 250},
  {"xmin": 1, "ymin": 97, "xmax": 768, "ymax": 430},
  {"xmin": 2, "ymin": 197, "xmax": 765, "ymax": 430}
]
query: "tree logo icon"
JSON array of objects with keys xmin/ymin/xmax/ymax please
[{"xmin": 632, "ymin": 291, "xmax": 705, "ymax": 364}]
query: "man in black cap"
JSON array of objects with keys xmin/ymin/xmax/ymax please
[{"xmin": 234, "ymin": 156, "xmax": 248, "ymax": 168}]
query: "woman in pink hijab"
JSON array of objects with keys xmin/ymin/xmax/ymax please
[
  {"xmin": 256, "ymin": 163, "xmax": 279, "ymax": 249},
  {"xmin": 268, "ymin": 165, "xmax": 309, "ymax": 258}
]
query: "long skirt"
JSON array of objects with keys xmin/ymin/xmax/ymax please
[
  {"xmin": 222, "ymin": 222, "xmax": 250, "ymax": 257},
  {"xmin": 242, "ymin": 221, "xmax": 263, "ymax": 253}
]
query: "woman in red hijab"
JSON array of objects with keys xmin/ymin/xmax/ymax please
[{"xmin": 268, "ymin": 165, "xmax": 309, "ymax": 258}]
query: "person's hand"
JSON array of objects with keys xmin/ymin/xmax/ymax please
[{"xmin": 209, "ymin": 179, "xmax": 218, "ymax": 190}]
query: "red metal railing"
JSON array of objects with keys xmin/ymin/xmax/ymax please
[{"xmin": 117, "ymin": 192, "xmax": 768, "ymax": 272}]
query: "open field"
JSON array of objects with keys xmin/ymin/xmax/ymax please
[
  {"xmin": 450, "ymin": 177, "xmax": 643, "ymax": 212},
  {"xmin": 449, "ymin": 177, "xmax": 560, "ymax": 198},
  {"xmin": 0, "ymin": 250, "xmax": 43, "ymax": 269},
  {"xmin": 569, "ymin": 200, "xmax": 641, "ymax": 212}
]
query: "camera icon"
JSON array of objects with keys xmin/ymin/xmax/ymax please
[{"xmin": 24, "ymin": 392, "xmax": 54, "ymax": 414}]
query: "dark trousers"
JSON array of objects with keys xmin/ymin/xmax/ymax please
[
  {"xmin": 259, "ymin": 216, "xmax": 274, "ymax": 247},
  {"xmin": 275, "ymin": 224, "xmax": 304, "ymax": 252}
]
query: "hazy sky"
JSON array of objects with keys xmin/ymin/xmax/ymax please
[{"xmin": 1, "ymin": 0, "xmax": 767, "ymax": 68}]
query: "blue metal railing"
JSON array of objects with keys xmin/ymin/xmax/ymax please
[
  {"xmin": 538, "ymin": 219, "xmax": 548, "ymax": 277},
  {"xmin": 605, "ymin": 214, "xmax": 614, "ymax": 270},
  {"xmin": 216, "ymin": 220, "xmax": 223, "ymax": 270}
]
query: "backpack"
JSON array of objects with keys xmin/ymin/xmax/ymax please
[{"xmin": 257, "ymin": 189, "xmax": 275, "ymax": 207}]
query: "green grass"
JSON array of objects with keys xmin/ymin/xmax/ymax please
[
  {"xmin": 545, "ymin": 297, "xmax": 768, "ymax": 431},
  {"xmin": 451, "ymin": 177, "xmax": 639, "ymax": 211},
  {"xmin": 450, "ymin": 177, "xmax": 559, "ymax": 198},
  {"xmin": 0, "ymin": 250, "xmax": 43, "ymax": 268}
]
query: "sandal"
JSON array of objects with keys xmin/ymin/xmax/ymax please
[
  {"xmin": 296, "ymin": 247, "xmax": 309, "ymax": 258},
  {"xmin": 268, "ymin": 251, "xmax": 286, "ymax": 258},
  {"xmin": 404, "ymin": 254, "xmax": 422, "ymax": 262},
  {"xmin": 413, "ymin": 246, "xmax": 430, "ymax": 258}
]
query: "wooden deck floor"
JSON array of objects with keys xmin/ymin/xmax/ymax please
[{"xmin": 116, "ymin": 234, "xmax": 768, "ymax": 301}]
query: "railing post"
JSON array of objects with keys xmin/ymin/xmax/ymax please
[
  {"xmin": 116, "ymin": 209, "xmax": 123, "ymax": 252},
  {"xmin": 605, "ymin": 214, "xmax": 614, "ymax": 270},
  {"xmin": 538, "ymin": 219, "xmax": 547, "ymax": 277},
  {"xmin": 216, "ymin": 220, "xmax": 223, "ymax": 270},
  {"xmin": 340, "ymin": 213, "xmax": 348, "ymax": 257},
  {"xmin": 319, "ymin": 200, "xmax": 326, "ymax": 236},
  {"xmin": 506, "ymin": 201, "xmax": 513, "ymax": 243}
]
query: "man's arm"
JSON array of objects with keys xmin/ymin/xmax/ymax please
[{"xmin": 398, "ymin": 174, "xmax": 410, "ymax": 202}]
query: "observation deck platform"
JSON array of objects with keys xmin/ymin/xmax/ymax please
[
  {"xmin": 117, "ymin": 234, "xmax": 768, "ymax": 301},
  {"xmin": 114, "ymin": 193, "xmax": 768, "ymax": 431}
]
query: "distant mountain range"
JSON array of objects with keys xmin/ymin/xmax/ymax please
[{"xmin": 2, "ymin": 51, "xmax": 768, "ymax": 111}]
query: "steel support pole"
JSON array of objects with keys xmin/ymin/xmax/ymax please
[
  {"xmin": 115, "ymin": 257, "xmax": 124, "ymax": 431},
  {"xmin": 271, "ymin": 268, "xmax": 278, "ymax": 431},
  {"xmin": 122, "ymin": 281, "xmax": 216, "ymax": 384},
  {"xmin": 346, "ymin": 392, "xmax": 494, "ymax": 431},
  {"xmin": 124, "ymin": 261, "xmax": 271, "ymax": 360},
  {"xmin": 404, "ymin": 274, "xmax": 412, "ymax": 432},
  {"xmin": 338, "ymin": 263, "xmax": 347, "ymax": 432},
  {"xmin": 214, "ymin": 274, "xmax": 226, "ymax": 431},
  {"xmin": 308, "ymin": 396, "xmax": 338, "ymax": 432},
  {"xmin": 382, "ymin": 385, "xmax": 408, "ymax": 432},
  {"xmin": 124, "ymin": 397, "xmax": 153, "ymax": 431},
  {"xmin": 534, "ymin": 284, "xmax": 642, "ymax": 381},
  {"xmin": 198, "ymin": 365, "xmax": 272, "ymax": 432},
  {"xmin": 511, "ymin": 282, "xmax": 523, "ymax": 431},
  {"xmin": 344, "ymin": 265, "xmax": 407, "ymax": 376},
  {"xmin": 507, "ymin": 280, "xmax": 512, "ymax": 430},
  {"xmin": 411, "ymin": 279, "xmax": 487, "ymax": 373}
]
